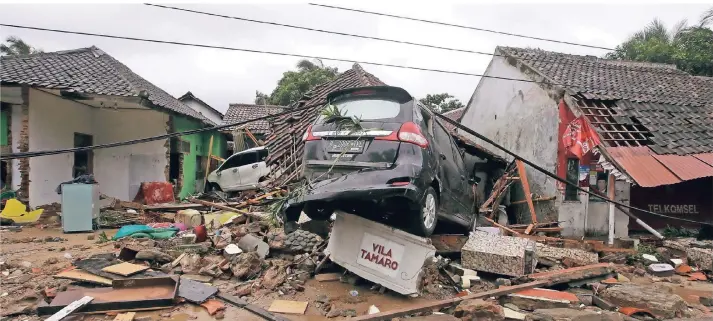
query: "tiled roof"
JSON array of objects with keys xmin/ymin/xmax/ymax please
[
  {"xmin": 500, "ymin": 47, "xmax": 713, "ymax": 107},
  {"xmin": 222, "ymin": 103, "xmax": 286, "ymax": 134},
  {"xmin": 441, "ymin": 107, "xmax": 465, "ymax": 132},
  {"xmin": 0, "ymin": 46, "xmax": 214, "ymax": 125},
  {"xmin": 178, "ymin": 91, "xmax": 224, "ymax": 117},
  {"xmin": 264, "ymin": 63, "xmax": 385, "ymax": 175}
]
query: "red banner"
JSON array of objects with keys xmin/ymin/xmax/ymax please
[{"xmin": 562, "ymin": 117, "xmax": 600, "ymax": 159}]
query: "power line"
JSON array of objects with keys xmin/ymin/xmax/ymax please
[
  {"xmin": 433, "ymin": 112, "xmax": 713, "ymax": 227},
  {"xmin": 0, "ymin": 23, "xmax": 696, "ymax": 102},
  {"xmin": 145, "ymin": 4, "xmax": 681, "ymax": 77},
  {"xmin": 309, "ymin": 3, "xmax": 617, "ymax": 51}
]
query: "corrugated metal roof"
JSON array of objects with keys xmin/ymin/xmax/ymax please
[
  {"xmin": 652, "ymin": 153, "xmax": 713, "ymax": 181},
  {"xmin": 606, "ymin": 147, "xmax": 681, "ymax": 187},
  {"xmin": 694, "ymin": 153, "xmax": 713, "ymax": 167},
  {"xmin": 606, "ymin": 146, "xmax": 713, "ymax": 187}
]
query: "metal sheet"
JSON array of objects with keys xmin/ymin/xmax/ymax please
[
  {"xmin": 693, "ymin": 153, "xmax": 713, "ymax": 167},
  {"xmin": 605, "ymin": 147, "xmax": 680, "ymax": 187},
  {"xmin": 652, "ymin": 153, "xmax": 713, "ymax": 181}
]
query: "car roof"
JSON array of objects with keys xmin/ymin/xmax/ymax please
[{"xmin": 230, "ymin": 146, "xmax": 267, "ymax": 157}]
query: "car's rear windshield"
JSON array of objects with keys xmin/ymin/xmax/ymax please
[{"xmin": 317, "ymin": 98, "xmax": 402, "ymax": 123}]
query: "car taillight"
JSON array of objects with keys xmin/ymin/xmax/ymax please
[
  {"xmin": 375, "ymin": 122, "xmax": 428, "ymax": 148},
  {"xmin": 398, "ymin": 122, "xmax": 428, "ymax": 148},
  {"xmin": 303, "ymin": 125, "xmax": 319, "ymax": 141}
]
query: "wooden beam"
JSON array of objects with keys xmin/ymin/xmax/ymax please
[
  {"xmin": 350, "ymin": 280, "xmax": 548, "ymax": 321},
  {"xmin": 515, "ymin": 160, "xmax": 538, "ymax": 229},
  {"xmin": 482, "ymin": 216, "xmax": 520, "ymax": 236},
  {"xmin": 188, "ymin": 198, "xmax": 265, "ymax": 221},
  {"xmin": 45, "ymin": 296, "xmax": 94, "ymax": 321},
  {"xmin": 218, "ymin": 293, "xmax": 292, "ymax": 321},
  {"xmin": 510, "ymin": 195, "xmax": 556, "ymax": 205},
  {"xmin": 244, "ymin": 127, "xmax": 261, "ymax": 146},
  {"xmin": 203, "ymin": 135, "xmax": 214, "ymax": 189}
]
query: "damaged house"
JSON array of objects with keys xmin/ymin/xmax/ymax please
[
  {"xmin": 0, "ymin": 46, "xmax": 227, "ymax": 206},
  {"xmin": 222, "ymin": 103, "xmax": 285, "ymax": 153},
  {"xmin": 459, "ymin": 46, "xmax": 713, "ymax": 237}
]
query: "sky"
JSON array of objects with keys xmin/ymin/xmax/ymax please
[{"xmin": 0, "ymin": 1, "xmax": 711, "ymax": 114}]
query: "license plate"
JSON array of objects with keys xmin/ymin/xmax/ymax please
[
  {"xmin": 327, "ymin": 140, "xmax": 365, "ymax": 153},
  {"xmin": 356, "ymin": 232, "xmax": 405, "ymax": 277}
]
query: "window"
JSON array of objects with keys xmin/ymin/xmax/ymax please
[
  {"xmin": 219, "ymin": 151, "xmax": 258, "ymax": 171},
  {"xmin": 316, "ymin": 98, "xmax": 401, "ymax": 123},
  {"xmin": 588, "ymin": 161, "xmax": 609, "ymax": 201},
  {"xmin": 564, "ymin": 158, "xmax": 579, "ymax": 201}
]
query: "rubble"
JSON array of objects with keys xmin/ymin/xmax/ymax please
[
  {"xmin": 453, "ymin": 299, "xmax": 505, "ymax": 321},
  {"xmin": 501, "ymin": 288, "xmax": 579, "ymax": 311},
  {"xmin": 535, "ymin": 243, "xmax": 599, "ymax": 266},
  {"xmin": 599, "ymin": 284, "xmax": 688, "ymax": 319}
]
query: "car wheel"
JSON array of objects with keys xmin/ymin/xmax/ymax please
[
  {"xmin": 304, "ymin": 202, "xmax": 334, "ymax": 221},
  {"xmin": 410, "ymin": 187, "xmax": 438, "ymax": 237},
  {"xmin": 206, "ymin": 183, "xmax": 221, "ymax": 192}
]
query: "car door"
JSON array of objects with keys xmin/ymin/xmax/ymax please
[
  {"xmin": 431, "ymin": 118, "xmax": 466, "ymax": 216},
  {"xmin": 216, "ymin": 154, "xmax": 243, "ymax": 191},
  {"xmin": 236, "ymin": 150, "xmax": 260, "ymax": 189},
  {"xmin": 449, "ymin": 139, "xmax": 476, "ymax": 219}
]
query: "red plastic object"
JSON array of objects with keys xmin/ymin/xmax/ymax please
[
  {"xmin": 138, "ymin": 182, "xmax": 175, "ymax": 205},
  {"xmin": 194, "ymin": 225, "xmax": 207, "ymax": 243},
  {"xmin": 618, "ymin": 307, "xmax": 656, "ymax": 318}
]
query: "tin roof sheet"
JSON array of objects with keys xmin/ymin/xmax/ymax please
[{"xmin": 606, "ymin": 146, "xmax": 713, "ymax": 187}]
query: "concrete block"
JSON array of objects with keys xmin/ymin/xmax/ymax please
[
  {"xmin": 647, "ymin": 263, "xmax": 674, "ymax": 277},
  {"xmin": 600, "ymin": 284, "xmax": 687, "ymax": 319},
  {"xmin": 461, "ymin": 231, "xmax": 537, "ymax": 277},
  {"xmin": 686, "ymin": 247, "xmax": 713, "ymax": 271},
  {"xmin": 535, "ymin": 243, "xmax": 599, "ymax": 265},
  {"xmin": 501, "ymin": 288, "xmax": 578, "ymax": 311}
]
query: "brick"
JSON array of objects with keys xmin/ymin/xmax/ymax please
[
  {"xmin": 528, "ymin": 263, "xmax": 613, "ymax": 285},
  {"xmin": 461, "ymin": 231, "xmax": 537, "ymax": 277}
]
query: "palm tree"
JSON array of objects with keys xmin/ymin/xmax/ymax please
[{"xmin": 0, "ymin": 36, "xmax": 43, "ymax": 56}]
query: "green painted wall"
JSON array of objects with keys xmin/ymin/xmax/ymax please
[
  {"xmin": 1, "ymin": 109, "xmax": 8, "ymax": 146},
  {"xmin": 173, "ymin": 115, "xmax": 227, "ymax": 199}
]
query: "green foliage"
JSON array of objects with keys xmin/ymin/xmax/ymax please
[
  {"xmin": 0, "ymin": 36, "xmax": 43, "ymax": 56},
  {"xmin": 419, "ymin": 93, "xmax": 464, "ymax": 113},
  {"xmin": 320, "ymin": 104, "xmax": 363, "ymax": 133},
  {"xmin": 662, "ymin": 225, "xmax": 698, "ymax": 238},
  {"xmin": 254, "ymin": 91, "xmax": 270, "ymax": 105},
  {"xmin": 265, "ymin": 59, "xmax": 339, "ymax": 106},
  {"xmin": 605, "ymin": 8, "xmax": 713, "ymax": 77}
]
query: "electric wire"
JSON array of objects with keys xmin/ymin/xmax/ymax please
[
  {"xmin": 144, "ymin": 4, "xmax": 678, "ymax": 77},
  {"xmin": 308, "ymin": 3, "xmax": 617, "ymax": 51},
  {"xmin": 433, "ymin": 112, "xmax": 713, "ymax": 227},
  {"xmin": 0, "ymin": 23, "xmax": 698, "ymax": 103}
]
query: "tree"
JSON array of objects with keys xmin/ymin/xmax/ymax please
[
  {"xmin": 0, "ymin": 36, "xmax": 43, "ymax": 56},
  {"xmin": 605, "ymin": 8, "xmax": 713, "ymax": 76},
  {"xmin": 254, "ymin": 91, "xmax": 269, "ymax": 105},
  {"xmin": 419, "ymin": 93, "xmax": 465, "ymax": 113},
  {"xmin": 264, "ymin": 59, "xmax": 339, "ymax": 106}
]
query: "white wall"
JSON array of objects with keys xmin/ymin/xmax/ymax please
[
  {"xmin": 92, "ymin": 108, "xmax": 168, "ymax": 201},
  {"xmin": 183, "ymin": 100, "xmax": 222, "ymax": 125},
  {"xmin": 10, "ymin": 104, "xmax": 23, "ymax": 190},
  {"xmin": 28, "ymin": 89, "xmax": 93, "ymax": 207},
  {"xmin": 27, "ymin": 89, "xmax": 169, "ymax": 206},
  {"xmin": 459, "ymin": 52, "xmax": 561, "ymax": 223}
]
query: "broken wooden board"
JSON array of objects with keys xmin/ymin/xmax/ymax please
[
  {"xmin": 113, "ymin": 312, "xmax": 136, "ymax": 321},
  {"xmin": 218, "ymin": 293, "xmax": 292, "ymax": 321},
  {"xmin": 314, "ymin": 273, "xmax": 341, "ymax": 282},
  {"xmin": 268, "ymin": 300, "xmax": 308, "ymax": 315},
  {"xmin": 54, "ymin": 269, "xmax": 112, "ymax": 286},
  {"xmin": 351, "ymin": 280, "xmax": 548, "ymax": 321},
  {"xmin": 45, "ymin": 296, "xmax": 93, "ymax": 321},
  {"xmin": 101, "ymin": 262, "xmax": 149, "ymax": 277}
]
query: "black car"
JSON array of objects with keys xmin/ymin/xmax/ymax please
[{"xmin": 283, "ymin": 86, "xmax": 478, "ymax": 236}]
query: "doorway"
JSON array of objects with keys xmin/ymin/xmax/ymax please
[{"xmin": 73, "ymin": 133, "xmax": 93, "ymax": 178}]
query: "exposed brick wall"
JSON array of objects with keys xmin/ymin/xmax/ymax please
[
  {"xmin": 177, "ymin": 154, "xmax": 184, "ymax": 194},
  {"xmin": 164, "ymin": 115, "xmax": 172, "ymax": 182},
  {"xmin": 18, "ymin": 86, "xmax": 30, "ymax": 199}
]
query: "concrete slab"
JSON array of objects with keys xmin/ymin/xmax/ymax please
[
  {"xmin": 528, "ymin": 263, "xmax": 614, "ymax": 285},
  {"xmin": 536, "ymin": 243, "xmax": 599, "ymax": 265},
  {"xmin": 501, "ymin": 288, "xmax": 578, "ymax": 311},
  {"xmin": 461, "ymin": 231, "xmax": 537, "ymax": 277}
]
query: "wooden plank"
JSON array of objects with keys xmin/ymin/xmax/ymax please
[
  {"xmin": 510, "ymin": 195, "xmax": 556, "ymax": 205},
  {"xmin": 45, "ymin": 296, "xmax": 93, "ymax": 321},
  {"xmin": 267, "ymin": 300, "xmax": 309, "ymax": 315},
  {"xmin": 188, "ymin": 198, "xmax": 264, "ymax": 220},
  {"xmin": 482, "ymin": 216, "xmax": 519, "ymax": 236},
  {"xmin": 524, "ymin": 224, "xmax": 534, "ymax": 235},
  {"xmin": 515, "ymin": 160, "xmax": 537, "ymax": 226},
  {"xmin": 203, "ymin": 135, "xmax": 214, "ymax": 188},
  {"xmin": 54, "ymin": 269, "xmax": 113, "ymax": 286},
  {"xmin": 351, "ymin": 280, "xmax": 548, "ymax": 321},
  {"xmin": 101, "ymin": 262, "xmax": 149, "ymax": 277},
  {"xmin": 113, "ymin": 312, "xmax": 136, "ymax": 321},
  {"xmin": 218, "ymin": 293, "xmax": 292, "ymax": 321},
  {"xmin": 314, "ymin": 273, "xmax": 341, "ymax": 282}
]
